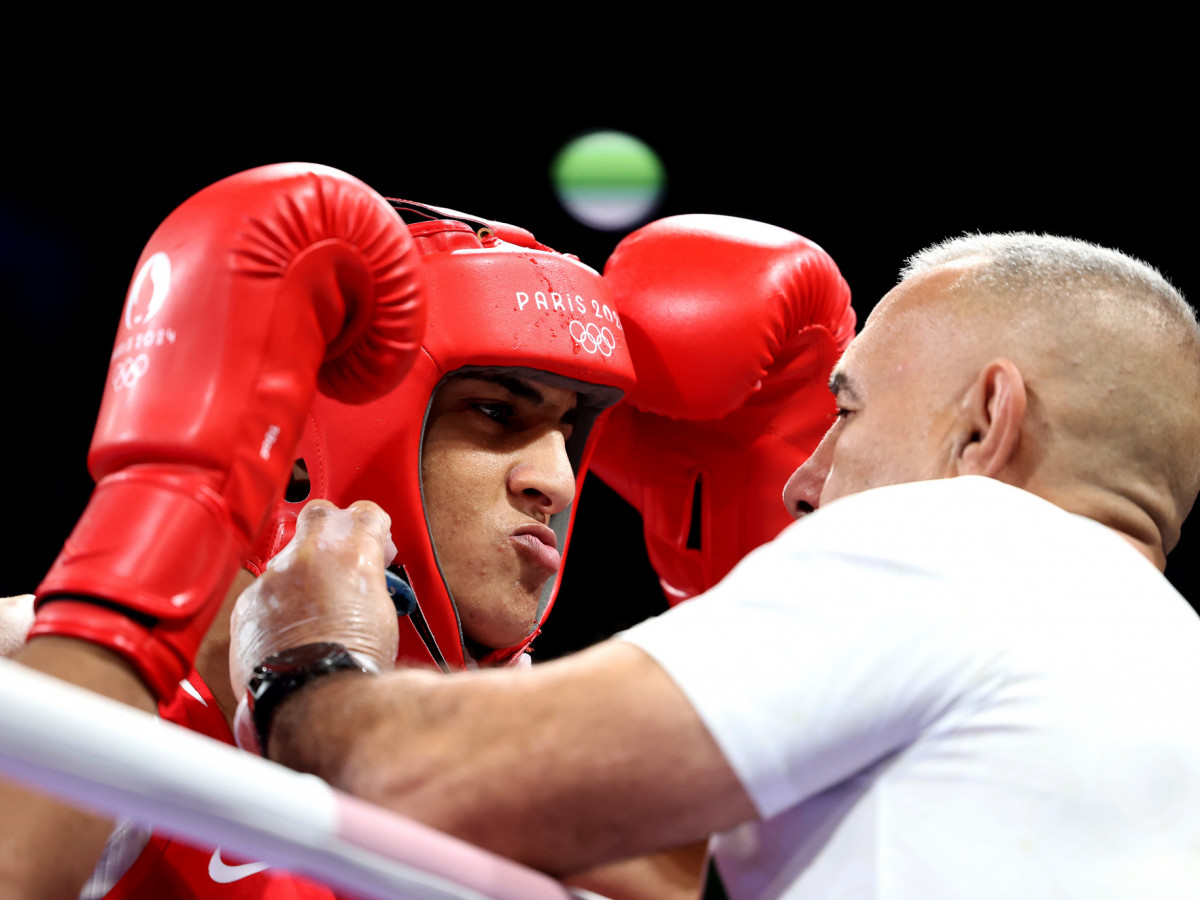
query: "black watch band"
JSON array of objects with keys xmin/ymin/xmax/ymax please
[{"xmin": 246, "ymin": 642, "xmax": 367, "ymax": 757}]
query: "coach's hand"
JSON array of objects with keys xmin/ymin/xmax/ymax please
[
  {"xmin": 230, "ymin": 500, "xmax": 400, "ymax": 696},
  {"xmin": 230, "ymin": 500, "xmax": 399, "ymax": 755}
]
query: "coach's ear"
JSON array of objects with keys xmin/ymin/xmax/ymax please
[{"xmin": 954, "ymin": 358, "xmax": 1027, "ymax": 478}]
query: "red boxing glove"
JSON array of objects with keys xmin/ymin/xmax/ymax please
[
  {"xmin": 31, "ymin": 163, "xmax": 427, "ymax": 698},
  {"xmin": 590, "ymin": 214, "xmax": 855, "ymax": 603}
]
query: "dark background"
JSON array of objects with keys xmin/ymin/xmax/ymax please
[{"xmin": 2, "ymin": 77, "xmax": 1196, "ymax": 658}]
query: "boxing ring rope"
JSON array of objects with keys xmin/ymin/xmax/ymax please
[{"xmin": 0, "ymin": 657, "xmax": 577, "ymax": 900}]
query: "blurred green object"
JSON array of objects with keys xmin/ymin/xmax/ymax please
[{"xmin": 551, "ymin": 131, "xmax": 666, "ymax": 231}]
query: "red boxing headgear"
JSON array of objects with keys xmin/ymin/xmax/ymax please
[{"xmin": 246, "ymin": 201, "xmax": 636, "ymax": 670}]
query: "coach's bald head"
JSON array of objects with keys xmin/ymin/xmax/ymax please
[{"xmin": 784, "ymin": 232, "xmax": 1200, "ymax": 569}]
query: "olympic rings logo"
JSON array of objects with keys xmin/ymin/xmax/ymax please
[
  {"xmin": 113, "ymin": 354, "xmax": 149, "ymax": 391},
  {"xmin": 569, "ymin": 320, "xmax": 616, "ymax": 357}
]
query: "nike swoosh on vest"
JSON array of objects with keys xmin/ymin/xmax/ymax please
[{"xmin": 208, "ymin": 848, "xmax": 270, "ymax": 883}]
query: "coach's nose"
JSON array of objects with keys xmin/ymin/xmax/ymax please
[{"xmin": 782, "ymin": 428, "xmax": 835, "ymax": 519}]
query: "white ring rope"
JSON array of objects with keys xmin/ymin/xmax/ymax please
[{"xmin": 0, "ymin": 657, "xmax": 575, "ymax": 900}]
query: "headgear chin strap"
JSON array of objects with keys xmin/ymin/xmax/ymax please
[{"xmin": 247, "ymin": 201, "xmax": 636, "ymax": 670}]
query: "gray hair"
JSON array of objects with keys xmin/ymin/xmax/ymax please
[{"xmin": 901, "ymin": 232, "xmax": 1197, "ymax": 335}]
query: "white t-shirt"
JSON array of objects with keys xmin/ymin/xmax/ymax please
[{"xmin": 620, "ymin": 477, "xmax": 1200, "ymax": 899}]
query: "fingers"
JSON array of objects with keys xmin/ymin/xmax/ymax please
[{"xmin": 283, "ymin": 500, "xmax": 396, "ymax": 569}]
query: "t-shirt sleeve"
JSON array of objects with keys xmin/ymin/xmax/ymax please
[{"xmin": 617, "ymin": 525, "xmax": 1004, "ymax": 820}]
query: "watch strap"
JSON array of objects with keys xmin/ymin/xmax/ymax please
[{"xmin": 246, "ymin": 642, "xmax": 367, "ymax": 757}]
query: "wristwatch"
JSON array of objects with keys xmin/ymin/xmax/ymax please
[{"xmin": 246, "ymin": 642, "xmax": 367, "ymax": 757}]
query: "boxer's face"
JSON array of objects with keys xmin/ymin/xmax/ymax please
[
  {"xmin": 421, "ymin": 374, "xmax": 578, "ymax": 652},
  {"xmin": 784, "ymin": 266, "xmax": 968, "ymax": 515}
]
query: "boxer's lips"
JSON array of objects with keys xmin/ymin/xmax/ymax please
[{"xmin": 510, "ymin": 523, "xmax": 561, "ymax": 572}]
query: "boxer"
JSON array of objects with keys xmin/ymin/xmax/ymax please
[{"xmin": 88, "ymin": 199, "xmax": 638, "ymax": 899}]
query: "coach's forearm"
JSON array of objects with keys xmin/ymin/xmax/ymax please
[
  {"xmin": 267, "ymin": 664, "xmax": 471, "ymax": 830},
  {"xmin": 0, "ymin": 637, "xmax": 155, "ymax": 900},
  {"xmin": 268, "ymin": 641, "xmax": 754, "ymax": 877}
]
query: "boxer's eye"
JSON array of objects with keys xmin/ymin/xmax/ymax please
[{"xmin": 474, "ymin": 401, "xmax": 518, "ymax": 427}]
